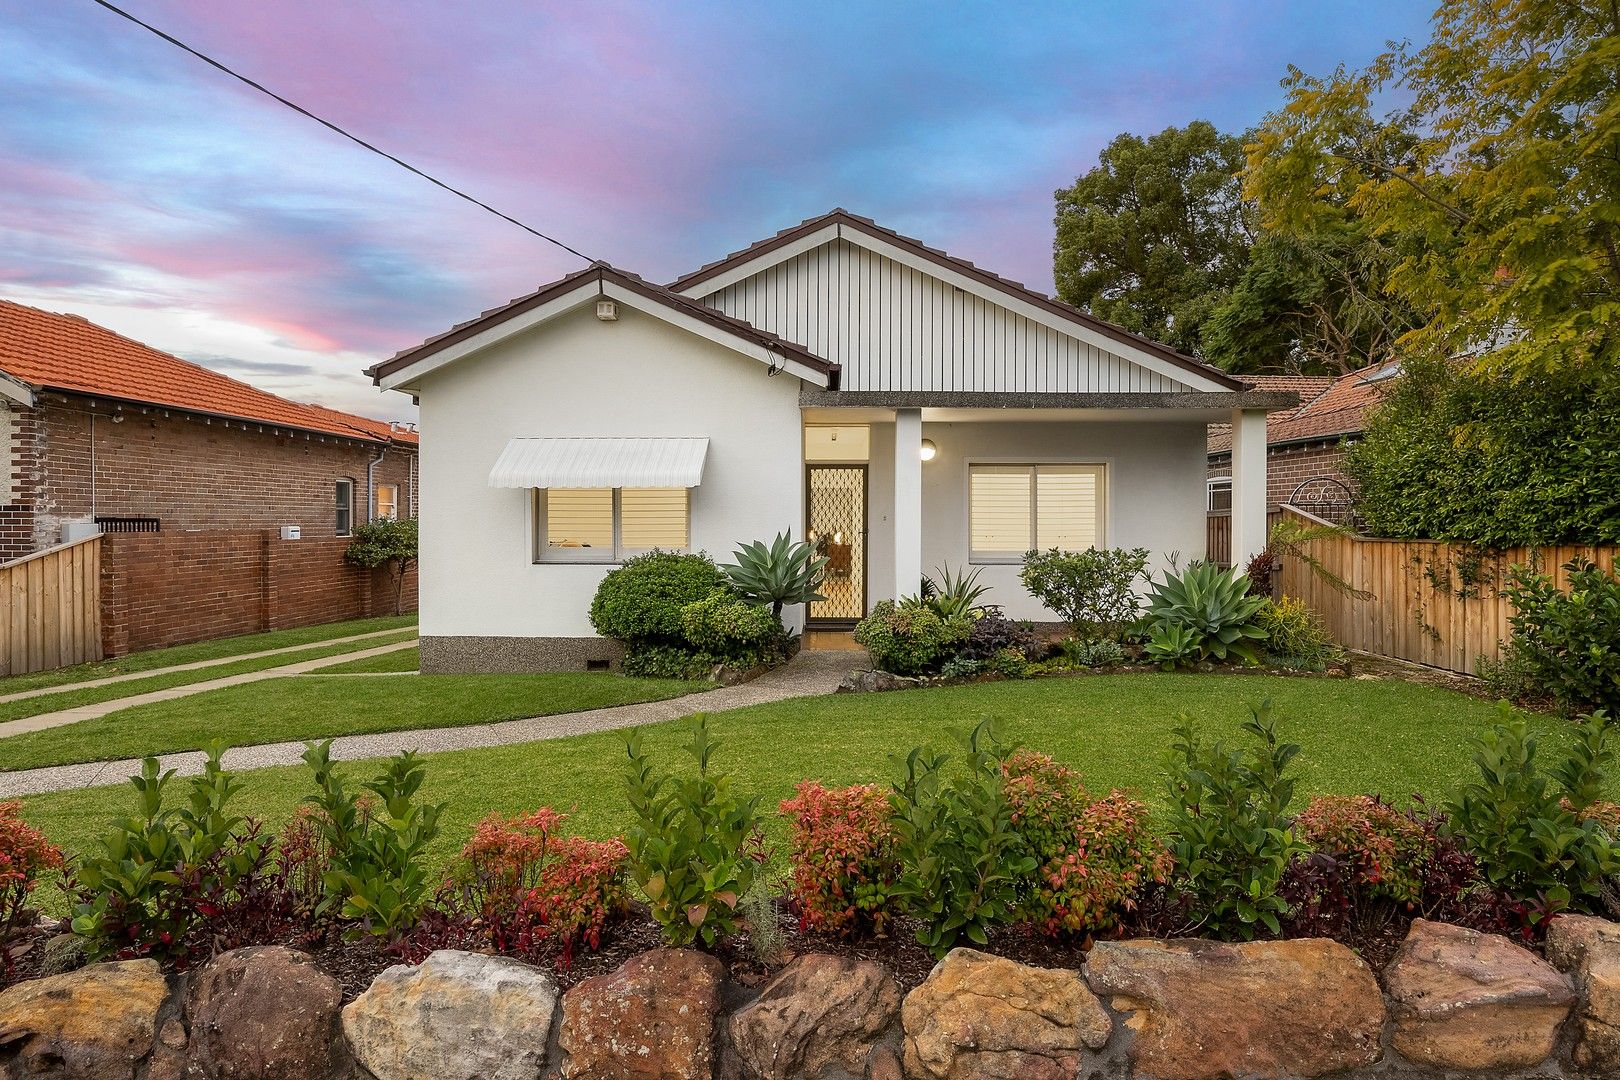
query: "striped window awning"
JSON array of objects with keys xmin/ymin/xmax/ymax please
[{"xmin": 488, "ymin": 437, "xmax": 710, "ymax": 488}]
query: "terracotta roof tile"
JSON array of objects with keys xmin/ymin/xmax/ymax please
[
  {"xmin": 0, "ymin": 300, "xmax": 408, "ymax": 444},
  {"xmin": 1207, "ymin": 364, "xmax": 1395, "ymax": 454}
]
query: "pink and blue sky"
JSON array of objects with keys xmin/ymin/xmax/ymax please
[{"xmin": 0, "ymin": 1, "xmax": 1433, "ymax": 421}]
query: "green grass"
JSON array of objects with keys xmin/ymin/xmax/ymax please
[
  {"xmin": 315, "ymin": 646, "xmax": 420, "ymax": 674},
  {"xmin": 0, "ymin": 615, "xmax": 418, "ymax": 697},
  {"xmin": 17, "ymin": 672, "xmax": 1573, "ymax": 899},
  {"xmin": 0, "ymin": 631, "xmax": 419, "ymax": 729},
  {"xmin": 0, "ymin": 671, "xmax": 708, "ymax": 772}
]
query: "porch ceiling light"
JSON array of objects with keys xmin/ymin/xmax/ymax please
[{"xmin": 920, "ymin": 439, "xmax": 937, "ymax": 462}]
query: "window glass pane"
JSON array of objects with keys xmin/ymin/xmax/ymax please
[
  {"xmin": 335, "ymin": 481, "xmax": 353, "ymax": 536},
  {"xmin": 1208, "ymin": 479, "xmax": 1232, "ymax": 512},
  {"xmin": 620, "ymin": 488, "xmax": 688, "ymax": 550},
  {"xmin": 970, "ymin": 466, "xmax": 1032, "ymax": 558},
  {"xmin": 1036, "ymin": 466, "xmax": 1101, "ymax": 550},
  {"xmin": 375, "ymin": 484, "xmax": 399, "ymax": 520},
  {"xmin": 545, "ymin": 488, "xmax": 613, "ymax": 551}
]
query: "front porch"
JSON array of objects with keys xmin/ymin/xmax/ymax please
[{"xmin": 800, "ymin": 399, "xmax": 1274, "ymax": 624}]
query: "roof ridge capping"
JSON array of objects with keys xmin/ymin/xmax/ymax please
[{"xmin": 664, "ymin": 209, "xmax": 1243, "ymax": 391}]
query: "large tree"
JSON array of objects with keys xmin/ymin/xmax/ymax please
[
  {"xmin": 1246, "ymin": 0, "xmax": 1620, "ymax": 380},
  {"xmin": 1053, "ymin": 122, "xmax": 1252, "ymax": 357}
]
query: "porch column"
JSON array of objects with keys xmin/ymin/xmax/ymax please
[
  {"xmin": 893, "ymin": 408, "xmax": 923, "ymax": 600},
  {"xmin": 1230, "ymin": 408, "xmax": 1269, "ymax": 569}
]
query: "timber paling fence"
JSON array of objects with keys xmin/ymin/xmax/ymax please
[
  {"xmin": 1274, "ymin": 506, "xmax": 1618, "ymax": 676},
  {"xmin": 0, "ymin": 534, "xmax": 103, "ymax": 676}
]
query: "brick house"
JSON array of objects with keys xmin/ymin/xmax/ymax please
[
  {"xmin": 1207, "ymin": 362, "xmax": 1399, "ymax": 521},
  {"xmin": 0, "ymin": 299, "xmax": 419, "ymax": 654}
]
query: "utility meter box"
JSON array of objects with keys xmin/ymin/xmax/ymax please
[{"xmin": 280, "ymin": 525, "xmax": 302, "ymax": 541}]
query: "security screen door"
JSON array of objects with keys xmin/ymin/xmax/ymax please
[{"xmin": 805, "ymin": 465, "xmax": 867, "ymax": 624}]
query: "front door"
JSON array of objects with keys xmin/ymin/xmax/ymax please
[{"xmin": 805, "ymin": 464, "xmax": 867, "ymax": 624}]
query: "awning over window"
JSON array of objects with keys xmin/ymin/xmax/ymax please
[{"xmin": 488, "ymin": 437, "xmax": 709, "ymax": 489}]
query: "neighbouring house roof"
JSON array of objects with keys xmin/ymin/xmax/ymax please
[
  {"xmin": 667, "ymin": 208, "xmax": 1245, "ymax": 392},
  {"xmin": 0, "ymin": 299, "xmax": 413, "ymax": 446},
  {"xmin": 1207, "ymin": 363, "xmax": 1398, "ymax": 455},
  {"xmin": 368, "ymin": 262, "xmax": 840, "ymax": 388}
]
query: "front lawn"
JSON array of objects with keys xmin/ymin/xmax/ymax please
[
  {"xmin": 18, "ymin": 672, "xmax": 1573, "ymax": 892},
  {"xmin": 314, "ymin": 646, "xmax": 420, "ymax": 674},
  {"xmin": 0, "ymin": 671, "xmax": 707, "ymax": 772}
]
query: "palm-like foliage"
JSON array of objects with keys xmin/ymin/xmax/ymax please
[
  {"xmin": 1145, "ymin": 563, "xmax": 1270, "ymax": 665},
  {"xmin": 719, "ymin": 532, "xmax": 827, "ymax": 619},
  {"xmin": 923, "ymin": 563, "xmax": 991, "ymax": 619}
]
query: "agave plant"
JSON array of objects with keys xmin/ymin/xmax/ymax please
[
  {"xmin": 1144, "ymin": 562, "xmax": 1270, "ymax": 665},
  {"xmin": 923, "ymin": 563, "xmax": 991, "ymax": 619},
  {"xmin": 719, "ymin": 532, "xmax": 827, "ymax": 619}
]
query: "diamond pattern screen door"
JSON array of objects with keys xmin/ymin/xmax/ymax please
[{"xmin": 805, "ymin": 465, "xmax": 867, "ymax": 623}]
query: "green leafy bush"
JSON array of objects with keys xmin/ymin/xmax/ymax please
[
  {"xmin": 853, "ymin": 600, "xmax": 972, "ymax": 676},
  {"xmin": 302, "ymin": 741, "xmax": 444, "ymax": 938},
  {"xmin": 623, "ymin": 715, "xmax": 763, "ymax": 947},
  {"xmin": 719, "ymin": 533, "xmax": 827, "ymax": 619},
  {"xmin": 890, "ymin": 720, "xmax": 1036, "ymax": 956},
  {"xmin": 71, "ymin": 744, "xmax": 266, "ymax": 961},
  {"xmin": 1003, "ymin": 751, "xmax": 1169, "ymax": 937},
  {"xmin": 1502, "ymin": 560, "xmax": 1620, "ymax": 715},
  {"xmin": 1020, "ymin": 547, "xmax": 1149, "ymax": 640},
  {"xmin": 1476, "ymin": 639, "xmax": 1544, "ymax": 706},
  {"xmin": 1444, "ymin": 705, "xmax": 1620, "ymax": 917},
  {"xmin": 1057, "ymin": 637, "xmax": 1126, "ymax": 668},
  {"xmin": 1254, "ymin": 595, "xmax": 1340, "ymax": 669},
  {"xmin": 1143, "ymin": 563, "xmax": 1269, "ymax": 666},
  {"xmin": 679, "ymin": 592, "xmax": 782, "ymax": 657},
  {"xmin": 343, "ymin": 517, "xmax": 418, "ymax": 615},
  {"xmin": 589, "ymin": 550, "xmax": 728, "ymax": 646},
  {"xmin": 1163, "ymin": 703, "xmax": 1303, "ymax": 938}
]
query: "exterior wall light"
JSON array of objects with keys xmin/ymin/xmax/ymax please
[{"xmin": 920, "ymin": 439, "xmax": 937, "ymax": 462}]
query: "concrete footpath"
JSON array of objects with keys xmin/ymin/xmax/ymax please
[{"xmin": 0, "ymin": 649, "xmax": 863, "ymax": 798}]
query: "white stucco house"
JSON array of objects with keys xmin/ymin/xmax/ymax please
[{"xmin": 369, "ymin": 210, "xmax": 1292, "ymax": 672}]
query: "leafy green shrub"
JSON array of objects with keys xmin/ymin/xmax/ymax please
[
  {"xmin": 1003, "ymin": 751, "xmax": 1169, "ymax": 937},
  {"xmin": 679, "ymin": 592, "xmax": 782, "ymax": 658},
  {"xmin": 590, "ymin": 550, "xmax": 728, "ymax": 646},
  {"xmin": 1057, "ymin": 637, "xmax": 1126, "ymax": 667},
  {"xmin": 1163, "ymin": 703, "xmax": 1303, "ymax": 938},
  {"xmin": 71, "ymin": 745, "xmax": 266, "ymax": 961},
  {"xmin": 1145, "ymin": 623, "xmax": 1203, "ymax": 669},
  {"xmin": 890, "ymin": 720, "xmax": 1036, "ymax": 956},
  {"xmin": 623, "ymin": 715, "xmax": 763, "ymax": 947},
  {"xmin": 302, "ymin": 741, "xmax": 443, "ymax": 938},
  {"xmin": 853, "ymin": 600, "xmax": 972, "ymax": 676},
  {"xmin": 343, "ymin": 517, "xmax": 418, "ymax": 615},
  {"xmin": 779, "ymin": 782, "xmax": 900, "ymax": 937},
  {"xmin": 1502, "ymin": 559, "xmax": 1620, "ymax": 715},
  {"xmin": 1254, "ymin": 595, "xmax": 1340, "ymax": 668},
  {"xmin": 1143, "ymin": 563, "xmax": 1269, "ymax": 666},
  {"xmin": 939, "ymin": 657, "xmax": 986, "ymax": 679},
  {"xmin": 987, "ymin": 647, "xmax": 1030, "ymax": 678},
  {"xmin": 1444, "ymin": 705, "xmax": 1620, "ymax": 917},
  {"xmin": 1476, "ymin": 639, "xmax": 1545, "ymax": 706},
  {"xmin": 719, "ymin": 533, "xmax": 827, "ymax": 619},
  {"xmin": 1294, "ymin": 795, "xmax": 1431, "ymax": 905},
  {"xmin": 1020, "ymin": 547, "xmax": 1149, "ymax": 640}
]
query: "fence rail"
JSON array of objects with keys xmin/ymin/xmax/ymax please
[
  {"xmin": 1274, "ymin": 506, "xmax": 1618, "ymax": 675},
  {"xmin": 0, "ymin": 534, "xmax": 104, "ymax": 676}
]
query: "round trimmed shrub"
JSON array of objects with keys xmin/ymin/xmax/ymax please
[
  {"xmin": 588, "ymin": 551, "xmax": 727, "ymax": 645},
  {"xmin": 679, "ymin": 593, "xmax": 781, "ymax": 655}
]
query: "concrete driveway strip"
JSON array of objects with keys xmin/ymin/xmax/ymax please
[
  {"xmin": 0, "ymin": 626, "xmax": 416, "ymax": 705},
  {"xmin": 0, "ymin": 639, "xmax": 419, "ymax": 741},
  {"xmin": 0, "ymin": 649, "xmax": 864, "ymax": 798}
]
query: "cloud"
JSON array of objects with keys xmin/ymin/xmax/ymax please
[{"xmin": 1, "ymin": 0, "xmax": 1435, "ymax": 419}]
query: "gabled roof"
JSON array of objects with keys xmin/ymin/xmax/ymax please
[
  {"xmin": 668, "ymin": 209, "xmax": 1244, "ymax": 392},
  {"xmin": 1207, "ymin": 364, "xmax": 1396, "ymax": 454},
  {"xmin": 0, "ymin": 299, "xmax": 411, "ymax": 445},
  {"xmin": 368, "ymin": 262, "xmax": 840, "ymax": 388}
]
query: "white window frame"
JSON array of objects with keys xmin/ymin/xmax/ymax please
[
  {"xmin": 334, "ymin": 479, "xmax": 354, "ymax": 537},
  {"xmin": 1207, "ymin": 476, "xmax": 1232, "ymax": 513},
  {"xmin": 967, "ymin": 462, "xmax": 1107, "ymax": 564},
  {"xmin": 374, "ymin": 483, "xmax": 400, "ymax": 521},
  {"xmin": 533, "ymin": 487, "xmax": 691, "ymax": 564}
]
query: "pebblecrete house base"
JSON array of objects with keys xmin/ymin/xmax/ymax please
[{"xmin": 420, "ymin": 634, "xmax": 624, "ymax": 674}]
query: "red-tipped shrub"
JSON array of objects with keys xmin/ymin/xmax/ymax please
[
  {"xmin": 779, "ymin": 781, "xmax": 900, "ymax": 936},
  {"xmin": 0, "ymin": 801, "xmax": 63, "ymax": 946},
  {"xmin": 1003, "ymin": 750, "xmax": 1169, "ymax": 937},
  {"xmin": 1293, "ymin": 795, "xmax": 1432, "ymax": 905}
]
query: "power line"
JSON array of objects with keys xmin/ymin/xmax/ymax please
[{"xmin": 88, "ymin": 0, "xmax": 599, "ymax": 264}]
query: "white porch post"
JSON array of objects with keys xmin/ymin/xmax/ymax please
[
  {"xmin": 893, "ymin": 408, "xmax": 923, "ymax": 599},
  {"xmin": 1230, "ymin": 408, "xmax": 1269, "ymax": 568}
]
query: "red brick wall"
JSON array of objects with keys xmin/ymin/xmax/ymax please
[
  {"xmin": 0, "ymin": 403, "xmax": 41, "ymax": 561},
  {"xmin": 1208, "ymin": 439, "xmax": 1358, "ymax": 510},
  {"xmin": 16, "ymin": 394, "xmax": 416, "ymax": 553},
  {"xmin": 100, "ymin": 529, "xmax": 418, "ymax": 656}
]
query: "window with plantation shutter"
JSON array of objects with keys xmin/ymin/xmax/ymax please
[
  {"xmin": 534, "ymin": 487, "xmax": 689, "ymax": 562},
  {"xmin": 969, "ymin": 464, "xmax": 1105, "ymax": 562}
]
